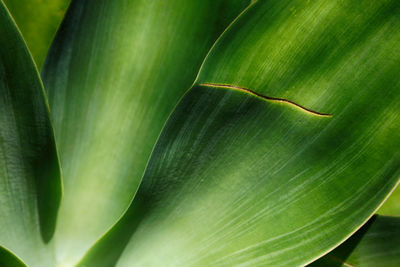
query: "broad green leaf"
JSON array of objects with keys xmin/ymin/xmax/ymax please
[
  {"xmin": 0, "ymin": 246, "xmax": 26, "ymax": 267},
  {"xmin": 80, "ymin": 0, "xmax": 400, "ymax": 266},
  {"xmin": 310, "ymin": 215, "xmax": 400, "ymax": 266},
  {"xmin": 2, "ymin": 0, "xmax": 70, "ymax": 69},
  {"xmin": 378, "ymin": 186, "xmax": 400, "ymax": 216},
  {"xmin": 42, "ymin": 0, "xmax": 249, "ymax": 265},
  {"xmin": 0, "ymin": 2, "xmax": 61, "ymax": 266}
]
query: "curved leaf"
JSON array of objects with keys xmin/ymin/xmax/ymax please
[
  {"xmin": 310, "ymin": 215, "xmax": 400, "ymax": 267},
  {"xmin": 2, "ymin": 0, "xmax": 70, "ymax": 69},
  {"xmin": 0, "ymin": 246, "xmax": 26, "ymax": 267},
  {"xmin": 0, "ymin": 2, "xmax": 61, "ymax": 266},
  {"xmin": 42, "ymin": 0, "xmax": 250, "ymax": 264},
  {"xmin": 80, "ymin": 0, "xmax": 400, "ymax": 266}
]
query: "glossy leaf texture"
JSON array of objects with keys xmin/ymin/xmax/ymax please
[
  {"xmin": 80, "ymin": 0, "xmax": 400, "ymax": 266},
  {"xmin": 2, "ymin": 0, "xmax": 70, "ymax": 69},
  {"xmin": 0, "ymin": 2, "xmax": 61, "ymax": 266},
  {"xmin": 42, "ymin": 0, "xmax": 250, "ymax": 265},
  {"xmin": 310, "ymin": 215, "xmax": 400, "ymax": 266}
]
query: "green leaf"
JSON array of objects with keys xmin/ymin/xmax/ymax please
[
  {"xmin": 0, "ymin": 2, "xmax": 62, "ymax": 266},
  {"xmin": 2, "ymin": 0, "xmax": 70, "ymax": 69},
  {"xmin": 41, "ymin": 0, "xmax": 250, "ymax": 265},
  {"xmin": 309, "ymin": 215, "xmax": 400, "ymax": 267},
  {"xmin": 79, "ymin": 0, "xmax": 400, "ymax": 266},
  {"xmin": 378, "ymin": 186, "xmax": 400, "ymax": 216},
  {"xmin": 0, "ymin": 246, "xmax": 26, "ymax": 267}
]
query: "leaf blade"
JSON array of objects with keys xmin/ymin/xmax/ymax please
[
  {"xmin": 42, "ymin": 0, "xmax": 250, "ymax": 264},
  {"xmin": 2, "ymin": 0, "xmax": 70, "ymax": 69},
  {"xmin": 0, "ymin": 1, "xmax": 62, "ymax": 265},
  {"xmin": 80, "ymin": 0, "xmax": 400, "ymax": 265},
  {"xmin": 0, "ymin": 246, "xmax": 27, "ymax": 267}
]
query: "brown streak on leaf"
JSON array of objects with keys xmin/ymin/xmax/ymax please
[{"xmin": 199, "ymin": 83, "xmax": 333, "ymax": 118}]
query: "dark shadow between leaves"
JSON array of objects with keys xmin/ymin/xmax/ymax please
[{"xmin": 308, "ymin": 216, "xmax": 377, "ymax": 267}]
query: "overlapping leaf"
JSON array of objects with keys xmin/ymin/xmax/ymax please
[
  {"xmin": 0, "ymin": 2, "xmax": 62, "ymax": 266},
  {"xmin": 0, "ymin": 246, "xmax": 26, "ymax": 267},
  {"xmin": 42, "ymin": 0, "xmax": 250, "ymax": 265},
  {"xmin": 2, "ymin": 0, "xmax": 70, "ymax": 68},
  {"xmin": 310, "ymin": 215, "xmax": 400, "ymax": 266},
  {"xmin": 0, "ymin": 0, "xmax": 398, "ymax": 265},
  {"xmin": 80, "ymin": 0, "xmax": 400, "ymax": 266}
]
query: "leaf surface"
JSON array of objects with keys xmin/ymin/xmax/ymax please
[
  {"xmin": 0, "ymin": 2, "xmax": 62, "ymax": 266},
  {"xmin": 2, "ymin": 0, "xmax": 70, "ymax": 69},
  {"xmin": 42, "ymin": 0, "xmax": 250, "ymax": 264},
  {"xmin": 80, "ymin": 0, "xmax": 400, "ymax": 266},
  {"xmin": 378, "ymin": 186, "xmax": 400, "ymax": 216}
]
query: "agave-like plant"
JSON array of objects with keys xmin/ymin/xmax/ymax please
[{"xmin": 0, "ymin": 0, "xmax": 399, "ymax": 266}]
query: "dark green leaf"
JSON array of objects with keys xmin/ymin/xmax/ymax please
[
  {"xmin": 0, "ymin": 2, "xmax": 62, "ymax": 265},
  {"xmin": 0, "ymin": 246, "xmax": 26, "ymax": 267}
]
